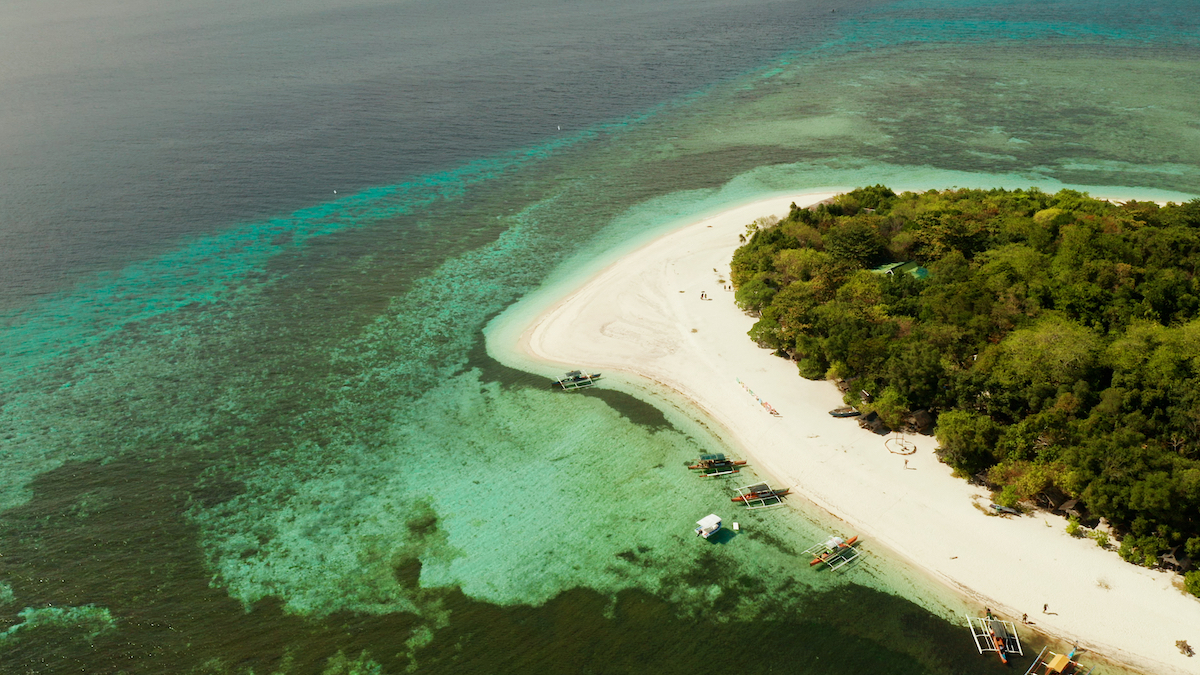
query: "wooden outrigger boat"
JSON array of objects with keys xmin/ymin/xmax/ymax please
[
  {"xmin": 689, "ymin": 453, "xmax": 745, "ymax": 477},
  {"xmin": 553, "ymin": 370, "xmax": 601, "ymax": 390},
  {"xmin": 1023, "ymin": 646, "xmax": 1094, "ymax": 675},
  {"xmin": 804, "ymin": 535, "xmax": 861, "ymax": 570},
  {"xmin": 688, "ymin": 453, "xmax": 746, "ymax": 470},
  {"xmin": 966, "ymin": 613, "xmax": 1023, "ymax": 665},
  {"xmin": 731, "ymin": 484, "xmax": 790, "ymax": 503},
  {"xmin": 731, "ymin": 482, "xmax": 788, "ymax": 509}
]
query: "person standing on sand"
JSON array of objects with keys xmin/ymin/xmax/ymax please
[
  {"xmin": 1022, "ymin": 613, "xmax": 1028, "ymax": 624},
  {"xmin": 1043, "ymin": 603, "xmax": 1048, "ymax": 614}
]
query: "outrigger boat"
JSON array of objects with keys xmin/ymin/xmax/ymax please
[
  {"xmin": 966, "ymin": 613, "xmax": 1023, "ymax": 665},
  {"xmin": 689, "ymin": 453, "xmax": 745, "ymax": 477},
  {"xmin": 1023, "ymin": 646, "xmax": 1094, "ymax": 675},
  {"xmin": 698, "ymin": 465, "xmax": 741, "ymax": 477},
  {"xmin": 805, "ymin": 535, "xmax": 861, "ymax": 570},
  {"xmin": 553, "ymin": 370, "xmax": 601, "ymax": 390},
  {"xmin": 695, "ymin": 514, "xmax": 723, "ymax": 539},
  {"xmin": 691, "ymin": 451, "xmax": 744, "ymax": 468},
  {"xmin": 731, "ymin": 482, "xmax": 788, "ymax": 509},
  {"xmin": 731, "ymin": 484, "xmax": 790, "ymax": 503}
]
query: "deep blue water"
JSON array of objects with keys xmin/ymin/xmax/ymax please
[
  {"xmin": 0, "ymin": 0, "xmax": 866, "ymax": 307},
  {"xmin": 1, "ymin": 0, "xmax": 1197, "ymax": 673}
]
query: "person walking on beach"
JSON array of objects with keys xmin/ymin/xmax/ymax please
[
  {"xmin": 1043, "ymin": 603, "xmax": 1048, "ymax": 614},
  {"xmin": 1022, "ymin": 613, "xmax": 1028, "ymax": 624}
]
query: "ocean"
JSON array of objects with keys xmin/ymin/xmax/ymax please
[{"xmin": 1, "ymin": 0, "xmax": 1197, "ymax": 672}]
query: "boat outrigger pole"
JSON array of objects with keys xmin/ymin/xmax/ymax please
[
  {"xmin": 731, "ymin": 482, "xmax": 788, "ymax": 509},
  {"xmin": 803, "ymin": 534, "xmax": 861, "ymax": 571},
  {"xmin": 1023, "ymin": 645, "xmax": 1096, "ymax": 675},
  {"xmin": 553, "ymin": 369, "xmax": 601, "ymax": 390},
  {"xmin": 966, "ymin": 614, "xmax": 1023, "ymax": 664}
]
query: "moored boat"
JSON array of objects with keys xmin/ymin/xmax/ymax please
[
  {"xmin": 688, "ymin": 453, "xmax": 747, "ymax": 470},
  {"xmin": 699, "ymin": 465, "xmax": 740, "ymax": 477},
  {"xmin": 808, "ymin": 535, "xmax": 859, "ymax": 567},
  {"xmin": 966, "ymin": 613, "xmax": 1023, "ymax": 664},
  {"xmin": 1023, "ymin": 646, "xmax": 1094, "ymax": 675},
  {"xmin": 695, "ymin": 514, "xmax": 723, "ymax": 539},
  {"xmin": 731, "ymin": 487, "xmax": 790, "ymax": 502},
  {"xmin": 553, "ymin": 370, "xmax": 601, "ymax": 389},
  {"xmin": 992, "ymin": 630, "xmax": 1009, "ymax": 664},
  {"xmin": 828, "ymin": 406, "xmax": 862, "ymax": 417}
]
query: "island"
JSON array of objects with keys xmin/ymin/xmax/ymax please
[
  {"xmin": 511, "ymin": 188, "xmax": 1200, "ymax": 675},
  {"xmin": 732, "ymin": 185, "xmax": 1200, "ymax": 600}
]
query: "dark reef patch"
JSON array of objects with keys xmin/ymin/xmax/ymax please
[{"xmin": 0, "ymin": 454, "xmax": 1014, "ymax": 675}]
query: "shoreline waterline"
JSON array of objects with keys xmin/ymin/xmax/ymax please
[{"xmin": 487, "ymin": 182, "xmax": 1200, "ymax": 675}]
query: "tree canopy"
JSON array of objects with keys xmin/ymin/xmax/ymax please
[{"xmin": 731, "ymin": 186, "xmax": 1200, "ymax": 590}]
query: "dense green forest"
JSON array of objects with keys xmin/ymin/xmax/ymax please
[{"xmin": 730, "ymin": 186, "xmax": 1200, "ymax": 596}]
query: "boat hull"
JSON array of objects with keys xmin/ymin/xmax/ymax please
[
  {"xmin": 731, "ymin": 488, "xmax": 790, "ymax": 502},
  {"xmin": 688, "ymin": 460, "xmax": 746, "ymax": 470},
  {"xmin": 553, "ymin": 372, "xmax": 601, "ymax": 387},
  {"xmin": 695, "ymin": 514, "xmax": 723, "ymax": 539},
  {"xmin": 809, "ymin": 535, "xmax": 858, "ymax": 566}
]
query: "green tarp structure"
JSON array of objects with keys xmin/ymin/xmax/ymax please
[{"xmin": 870, "ymin": 261, "xmax": 929, "ymax": 280}]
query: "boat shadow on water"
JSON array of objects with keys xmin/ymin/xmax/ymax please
[{"xmin": 701, "ymin": 527, "xmax": 739, "ymax": 545}]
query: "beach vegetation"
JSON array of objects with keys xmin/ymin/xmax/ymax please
[
  {"xmin": 1066, "ymin": 515, "xmax": 1083, "ymax": 537},
  {"xmin": 1187, "ymin": 571, "xmax": 1200, "ymax": 598},
  {"xmin": 797, "ymin": 355, "xmax": 827, "ymax": 380},
  {"xmin": 731, "ymin": 186, "xmax": 1200, "ymax": 593},
  {"xmin": 931, "ymin": 409, "xmax": 1001, "ymax": 475},
  {"xmin": 833, "ymin": 184, "xmax": 898, "ymax": 213},
  {"xmin": 824, "ymin": 219, "xmax": 887, "ymax": 267},
  {"xmin": 995, "ymin": 485, "xmax": 1020, "ymax": 509},
  {"xmin": 864, "ymin": 385, "xmax": 908, "ymax": 431},
  {"xmin": 736, "ymin": 275, "xmax": 777, "ymax": 316},
  {"xmin": 746, "ymin": 214, "xmax": 779, "ymax": 237}
]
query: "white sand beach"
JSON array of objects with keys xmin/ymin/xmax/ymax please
[{"xmin": 511, "ymin": 193, "xmax": 1200, "ymax": 675}]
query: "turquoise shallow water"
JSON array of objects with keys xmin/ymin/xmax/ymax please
[{"xmin": 2, "ymin": 1, "xmax": 1198, "ymax": 672}]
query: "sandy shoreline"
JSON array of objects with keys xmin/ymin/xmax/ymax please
[{"xmin": 497, "ymin": 191, "xmax": 1200, "ymax": 674}]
